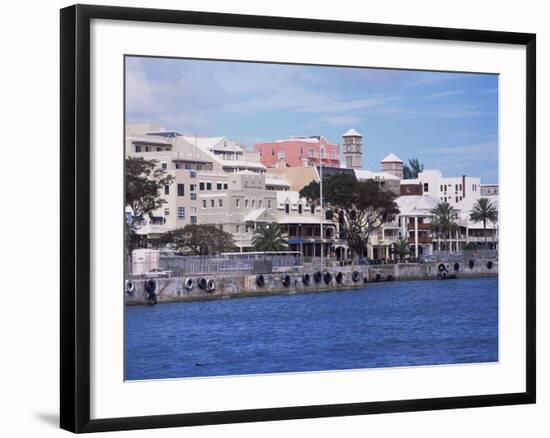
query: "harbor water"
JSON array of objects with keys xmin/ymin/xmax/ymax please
[{"xmin": 125, "ymin": 277, "xmax": 498, "ymax": 380}]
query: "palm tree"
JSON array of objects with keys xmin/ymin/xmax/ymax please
[
  {"xmin": 430, "ymin": 202, "xmax": 459, "ymax": 252},
  {"xmin": 392, "ymin": 238, "xmax": 410, "ymax": 261},
  {"xmin": 252, "ymin": 223, "xmax": 289, "ymax": 252},
  {"xmin": 469, "ymin": 198, "xmax": 498, "ymax": 249},
  {"xmin": 403, "ymin": 158, "xmax": 425, "ymax": 179}
]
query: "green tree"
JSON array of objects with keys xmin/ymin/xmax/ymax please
[
  {"xmin": 469, "ymin": 198, "xmax": 498, "ymax": 249},
  {"xmin": 252, "ymin": 223, "xmax": 289, "ymax": 252},
  {"xmin": 392, "ymin": 238, "xmax": 411, "ymax": 261},
  {"xmin": 300, "ymin": 174, "xmax": 400, "ymax": 258},
  {"xmin": 125, "ymin": 157, "xmax": 174, "ymax": 226},
  {"xmin": 430, "ymin": 202, "xmax": 459, "ymax": 252},
  {"xmin": 156, "ymin": 224, "xmax": 238, "ymax": 255},
  {"xmin": 403, "ymin": 158, "xmax": 424, "ymax": 179},
  {"xmin": 125, "ymin": 157, "xmax": 174, "ymax": 251}
]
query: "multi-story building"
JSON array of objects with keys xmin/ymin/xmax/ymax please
[
  {"xmin": 254, "ymin": 136, "xmax": 341, "ymax": 168},
  {"xmin": 404, "ymin": 169, "xmax": 481, "ymax": 206},
  {"xmin": 126, "ymin": 124, "xmax": 289, "ymax": 250}
]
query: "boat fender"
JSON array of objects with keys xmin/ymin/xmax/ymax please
[
  {"xmin": 487, "ymin": 261, "xmax": 493, "ymax": 270},
  {"xmin": 323, "ymin": 272, "xmax": 332, "ymax": 284},
  {"xmin": 352, "ymin": 271, "xmax": 361, "ymax": 282},
  {"xmin": 302, "ymin": 273, "xmax": 311, "ymax": 286},
  {"xmin": 146, "ymin": 292, "xmax": 157, "ymax": 306},
  {"xmin": 282, "ymin": 274, "xmax": 291, "ymax": 287},
  {"xmin": 198, "ymin": 277, "xmax": 207, "ymax": 289},
  {"xmin": 144, "ymin": 279, "xmax": 156, "ymax": 294},
  {"xmin": 335, "ymin": 272, "xmax": 343, "ymax": 284},
  {"xmin": 438, "ymin": 263, "xmax": 446, "ymax": 272},
  {"xmin": 375, "ymin": 273, "xmax": 381, "ymax": 282},
  {"xmin": 386, "ymin": 275, "xmax": 394, "ymax": 281},
  {"xmin": 256, "ymin": 274, "xmax": 265, "ymax": 287},
  {"xmin": 125, "ymin": 280, "xmax": 135, "ymax": 295},
  {"xmin": 441, "ymin": 271, "xmax": 448, "ymax": 279},
  {"xmin": 207, "ymin": 279, "xmax": 216, "ymax": 292},
  {"xmin": 469, "ymin": 260, "xmax": 475, "ymax": 269},
  {"xmin": 314, "ymin": 271, "xmax": 322, "ymax": 283},
  {"xmin": 454, "ymin": 262, "xmax": 460, "ymax": 272},
  {"xmin": 184, "ymin": 277, "xmax": 194, "ymax": 290}
]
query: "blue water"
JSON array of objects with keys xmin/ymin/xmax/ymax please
[{"xmin": 125, "ymin": 277, "xmax": 498, "ymax": 380}]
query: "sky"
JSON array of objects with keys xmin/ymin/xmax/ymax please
[{"xmin": 125, "ymin": 56, "xmax": 499, "ymax": 183}]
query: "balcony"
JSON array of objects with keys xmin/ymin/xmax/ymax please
[
  {"xmin": 407, "ymin": 223, "xmax": 431, "ymax": 231},
  {"xmin": 408, "ymin": 236, "xmax": 433, "ymax": 244}
]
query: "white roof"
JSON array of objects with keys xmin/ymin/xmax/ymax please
[
  {"xmin": 355, "ymin": 169, "xmax": 399, "ymax": 181},
  {"xmin": 343, "ymin": 128, "xmax": 362, "ymax": 137},
  {"xmin": 381, "ymin": 153, "xmax": 403, "ymax": 163},
  {"xmin": 274, "ymin": 137, "xmax": 321, "ymax": 144},
  {"xmin": 265, "ymin": 177, "xmax": 290, "ymax": 187},
  {"xmin": 244, "ymin": 208, "xmax": 276, "ymax": 222},
  {"xmin": 396, "ymin": 195, "xmax": 440, "ymax": 216},
  {"xmin": 276, "ymin": 191, "xmax": 302, "ymax": 205},
  {"xmin": 219, "ymin": 159, "xmax": 266, "ymax": 169}
]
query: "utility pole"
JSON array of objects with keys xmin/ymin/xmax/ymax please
[{"xmin": 319, "ymin": 146, "xmax": 324, "ymax": 269}]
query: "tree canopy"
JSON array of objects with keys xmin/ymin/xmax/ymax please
[
  {"xmin": 252, "ymin": 223, "xmax": 289, "ymax": 252},
  {"xmin": 403, "ymin": 158, "xmax": 424, "ymax": 179},
  {"xmin": 156, "ymin": 224, "xmax": 238, "ymax": 255},
  {"xmin": 300, "ymin": 174, "xmax": 400, "ymax": 257},
  {"xmin": 125, "ymin": 157, "xmax": 174, "ymax": 226},
  {"xmin": 470, "ymin": 198, "xmax": 498, "ymax": 249}
]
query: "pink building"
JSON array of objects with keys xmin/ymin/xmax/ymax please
[{"xmin": 254, "ymin": 136, "xmax": 341, "ymax": 168}]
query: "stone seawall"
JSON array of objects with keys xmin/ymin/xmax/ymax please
[{"xmin": 125, "ymin": 260, "xmax": 498, "ymax": 305}]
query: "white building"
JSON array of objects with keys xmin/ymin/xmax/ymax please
[{"xmin": 404, "ymin": 169, "xmax": 481, "ymax": 207}]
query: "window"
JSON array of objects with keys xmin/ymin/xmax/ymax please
[
  {"xmin": 190, "ymin": 216, "xmax": 197, "ymax": 224},
  {"xmin": 298, "ymin": 204, "xmax": 303, "ymax": 214},
  {"xmin": 258, "ymin": 200, "xmax": 262, "ymax": 208},
  {"xmin": 135, "ymin": 145, "xmax": 142, "ymax": 152},
  {"xmin": 245, "ymin": 199, "xmax": 249, "ymax": 208},
  {"xmin": 206, "ymin": 182, "xmax": 212, "ymax": 191},
  {"xmin": 223, "ymin": 183, "xmax": 228, "ymax": 190},
  {"xmin": 236, "ymin": 225, "xmax": 240, "ymax": 233},
  {"xmin": 177, "ymin": 184, "xmax": 184, "ymax": 196},
  {"xmin": 217, "ymin": 183, "xmax": 222, "ymax": 190},
  {"xmin": 190, "ymin": 171, "xmax": 197, "ymax": 178},
  {"xmin": 236, "ymin": 199, "xmax": 240, "ymax": 208},
  {"xmin": 157, "ymin": 147, "xmax": 162, "ymax": 152},
  {"xmin": 211, "ymin": 199, "xmax": 215, "ymax": 208},
  {"xmin": 423, "ymin": 183, "xmax": 429, "ymax": 192},
  {"xmin": 202, "ymin": 200, "xmax": 207, "ymax": 208},
  {"xmin": 175, "ymin": 162, "xmax": 181, "ymax": 169},
  {"xmin": 309, "ymin": 148, "xmax": 314, "ymax": 157},
  {"xmin": 219, "ymin": 199, "xmax": 223, "ymax": 208},
  {"xmin": 455, "ymin": 184, "xmax": 459, "ymax": 191},
  {"xmin": 164, "ymin": 208, "xmax": 170, "ymax": 216},
  {"xmin": 271, "ymin": 149, "xmax": 275, "ymax": 156},
  {"xmin": 252, "ymin": 199, "xmax": 255, "ymax": 208},
  {"xmin": 456, "ymin": 196, "xmax": 459, "ymax": 203},
  {"xmin": 161, "ymin": 162, "xmax": 167, "ymax": 171},
  {"xmin": 199, "ymin": 182, "xmax": 205, "ymax": 191},
  {"xmin": 267, "ymin": 200, "xmax": 271, "ymax": 209},
  {"xmin": 145, "ymin": 146, "xmax": 150, "ymax": 152},
  {"xmin": 310, "ymin": 204, "xmax": 315, "ymax": 214},
  {"xmin": 300, "ymin": 145, "xmax": 304, "ymax": 154},
  {"xmin": 459, "ymin": 184, "xmax": 462, "ymax": 191},
  {"xmin": 164, "ymin": 185, "xmax": 169, "ymax": 195},
  {"xmin": 177, "ymin": 207, "xmax": 185, "ymax": 220},
  {"xmin": 285, "ymin": 204, "xmax": 290, "ymax": 214}
]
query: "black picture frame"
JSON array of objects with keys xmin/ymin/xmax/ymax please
[{"xmin": 60, "ymin": 4, "xmax": 536, "ymax": 433}]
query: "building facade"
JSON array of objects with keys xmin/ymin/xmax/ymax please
[{"xmin": 254, "ymin": 136, "xmax": 340, "ymax": 168}]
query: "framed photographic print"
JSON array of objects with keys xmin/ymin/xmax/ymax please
[{"xmin": 60, "ymin": 4, "xmax": 536, "ymax": 433}]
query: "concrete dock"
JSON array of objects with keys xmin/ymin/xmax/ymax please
[{"xmin": 125, "ymin": 260, "xmax": 498, "ymax": 305}]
